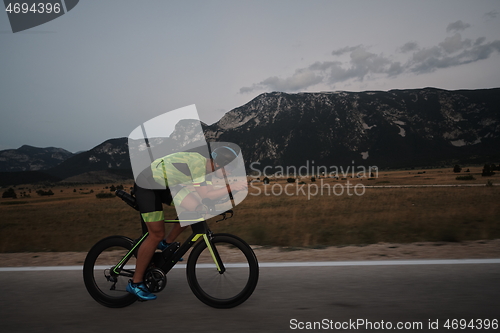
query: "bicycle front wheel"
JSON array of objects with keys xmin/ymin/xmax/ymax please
[
  {"xmin": 186, "ymin": 233, "xmax": 259, "ymax": 308},
  {"xmin": 83, "ymin": 236, "xmax": 138, "ymax": 308}
]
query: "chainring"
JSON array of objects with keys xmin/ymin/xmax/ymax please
[{"xmin": 144, "ymin": 267, "xmax": 167, "ymax": 293}]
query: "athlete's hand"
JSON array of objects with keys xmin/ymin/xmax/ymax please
[{"xmin": 228, "ymin": 181, "xmax": 248, "ymax": 192}]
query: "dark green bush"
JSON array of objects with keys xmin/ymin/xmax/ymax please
[
  {"xmin": 456, "ymin": 175, "xmax": 475, "ymax": 180},
  {"xmin": 36, "ymin": 189, "xmax": 54, "ymax": 196},
  {"xmin": 96, "ymin": 192, "xmax": 115, "ymax": 199},
  {"xmin": 2, "ymin": 188, "xmax": 17, "ymax": 199}
]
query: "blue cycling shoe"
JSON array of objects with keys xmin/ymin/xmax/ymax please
[
  {"xmin": 126, "ymin": 281, "xmax": 157, "ymax": 301},
  {"xmin": 157, "ymin": 240, "xmax": 183, "ymax": 261},
  {"xmin": 157, "ymin": 240, "xmax": 172, "ymax": 251}
]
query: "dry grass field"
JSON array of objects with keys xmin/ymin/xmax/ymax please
[{"xmin": 0, "ymin": 166, "xmax": 498, "ymax": 253}]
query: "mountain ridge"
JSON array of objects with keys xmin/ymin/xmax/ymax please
[
  {"xmin": 204, "ymin": 87, "xmax": 500, "ymax": 169},
  {"xmin": 1, "ymin": 87, "xmax": 499, "ymax": 186},
  {"xmin": 0, "ymin": 145, "xmax": 74, "ymax": 172}
]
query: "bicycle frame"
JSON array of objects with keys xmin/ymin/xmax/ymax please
[{"xmin": 111, "ymin": 219, "xmax": 225, "ymax": 279}]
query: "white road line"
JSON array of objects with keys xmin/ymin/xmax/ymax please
[
  {"xmin": 1, "ymin": 259, "xmax": 499, "ymax": 272},
  {"xmin": 363, "ymin": 184, "xmax": 499, "ymax": 188},
  {"xmin": 257, "ymin": 259, "xmax": 500, "ymax": 267}
]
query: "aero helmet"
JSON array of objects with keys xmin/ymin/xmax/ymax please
[{"xmin": 211, "ymin": 146, "xmax": 239, "ymax": 170}]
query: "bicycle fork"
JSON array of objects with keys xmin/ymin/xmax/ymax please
[{"xmin": 191, "ymin": 233, "xmax": 226, "ymax": 274}]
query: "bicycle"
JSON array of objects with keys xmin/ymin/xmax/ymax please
[{"xmin": 83, "ymin": 189, "xmax": 259, "ymax": 308}]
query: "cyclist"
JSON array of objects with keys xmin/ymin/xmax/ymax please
[{"xmin": 126, "ymin": 146, "xmax": 247, "ymax": 300}]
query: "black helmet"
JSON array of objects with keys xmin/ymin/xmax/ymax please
[{"xmin": 211, "ymin": 146, "xmax": 239, "ymax": 170}]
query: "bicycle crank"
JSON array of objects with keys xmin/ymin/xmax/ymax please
[{"xmin": 144, "ymin": 268, "xmax": 167, "ymax": 293}]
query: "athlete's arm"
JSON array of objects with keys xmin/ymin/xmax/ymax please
[
  {"xmin": 194, "ymin": 183, "xmax": 230, "ymax": 200},
  {"xmin": 194, "ymin": 181, "xmax": 247, "ymax": 200}
]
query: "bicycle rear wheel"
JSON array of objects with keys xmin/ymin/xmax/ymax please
[
  {"xmin": 186, "ymin": 234, "xmax": 259, "ymax": 308},
  {"xmin": 83, "ymin": 236, "xmax": 138, "ymax": 308}
]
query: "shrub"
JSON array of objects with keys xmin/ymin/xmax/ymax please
[
  {"xmin": 1, "ymin": 201, "xmax": 27, "ymax": 205},
  {"xmin": 96, "ymin": 192, "xmax": 116, "ymax": 199},
  {"xmin": 456, "ymin": 175, "xmax": 475, "ymax": 181},
  {"xmin": 2, "ymin": 188, "xmax": 17, "ymax": 199},
  {"xmin": 482, "ymin": 164, "xmax": 496, "ymax": 177},
  {"xmin": 80, "ymin": 190, "xmax": 94, "ymax": 194},
  {"xmin": 36, "ymin": 189, "xmax": 54, "ymax": 196}
]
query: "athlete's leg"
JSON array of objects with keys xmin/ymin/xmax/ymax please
[
  {"xmin": 165, "ymin": 223, "xmax": 184, "ymax": 243},
  {"xmin": 132, "ymin": 220, "xmax": 165, "ymax": 284}
]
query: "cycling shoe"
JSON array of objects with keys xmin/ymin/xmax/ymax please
[
  {"xmin": 126, "ymin": 280, "xmax": 157, "ymax": 301},
  {"xmin": 157, "ymin": 241, "xmax": 183, "ymax": 261}
]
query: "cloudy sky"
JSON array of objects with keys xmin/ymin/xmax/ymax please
[{"xmin": 1, "ymin": 0, "xmax": 499, "ymax": 153}]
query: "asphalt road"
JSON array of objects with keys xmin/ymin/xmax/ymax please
[{"xmin": 1, "ymin": 262, "xmax": 499, "ymax": 332}]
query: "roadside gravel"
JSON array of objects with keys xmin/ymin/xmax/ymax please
[{"xmin": 0, "ymin": 239, "xmax": 499, "ymax": 267}]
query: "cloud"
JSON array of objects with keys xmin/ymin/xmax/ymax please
[
  {"xmin": 411, "ymin": 46, "xmax": 442, "ymax": 63},
  {"xmin": 446, "ymin": 20, "xmax": 471, "ymax": 33},
  {"xmin": 409, "ymin": 40, "xmax": 500, "ymax": 74},
  {"xmin": 462, "ymin": 40, "xmax": 500, "ymax": 62},
  {"xmin": 309, "ymin": 61, "xmax": 341, "ymax": 71},
  {"xmin": 240, "ymin": 20, "xmax": 500, "ymax": 93},
  {"xmin": 240, "ymin": 68, "xmax": 323, "ymax": 93},
  {"xmin": 386, "ymin": 62, "xmax": 404, "ymax": 76},
  {"xmin": 399, "ymin": 42, "xmax": 419, "ymax": 53},
  {"xmin": 331, "ymin": 45, "xmax": 362, "ymax": 56},
  {"xmin": 240, "ymin": 46, "xmax": 402, "ymax": 93},
  {"xmin": 328, "ymin": 46, "xmax": 396, "ymax": 82},
  {"xmin": 484, "ymin": 10, "xmax": 498, "ymax": 20},
  {"xmin": 474, "ymin": 37, "xmax": 486, "ymax": 46},
  {"xmin": 439, "ymin": 33, "xmax": 472, "ymax": 54},
  {"xmin": 239, "ymin": 86, "xmax": 256, "ymax": 94}
]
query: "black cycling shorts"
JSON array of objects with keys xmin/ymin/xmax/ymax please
[{"xmin": 133, "ymin": 183, "xmax": 173, "ymax": 222}]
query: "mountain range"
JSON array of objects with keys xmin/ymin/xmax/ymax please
[
  {"xmin": 205, "ymin": 87, "xmax": 500, "ymax": 169},
  {"xmin": 1, "ymin": 87, "xmax": 499, "ymax": 186},
  {"xmin": 0, "ymin": 145, "xmax": 74, "ymax": 172}
]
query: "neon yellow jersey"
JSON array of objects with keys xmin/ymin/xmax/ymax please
[{"xmin": 150, "ymin": 151, "xmax": 208, "ymax": 188}]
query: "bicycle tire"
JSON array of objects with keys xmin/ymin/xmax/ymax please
[
  {"xmin": 186, "ymin": 233, "xmax": 259, "ymax": 308},
  {"xmin": 83, "ymin": 236, "xmax": 138, "ymax": 308}
]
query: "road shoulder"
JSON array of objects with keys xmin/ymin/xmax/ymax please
[{"xmin": 0, "ymin": 239, "xmax": 499, "ymax": 267}]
